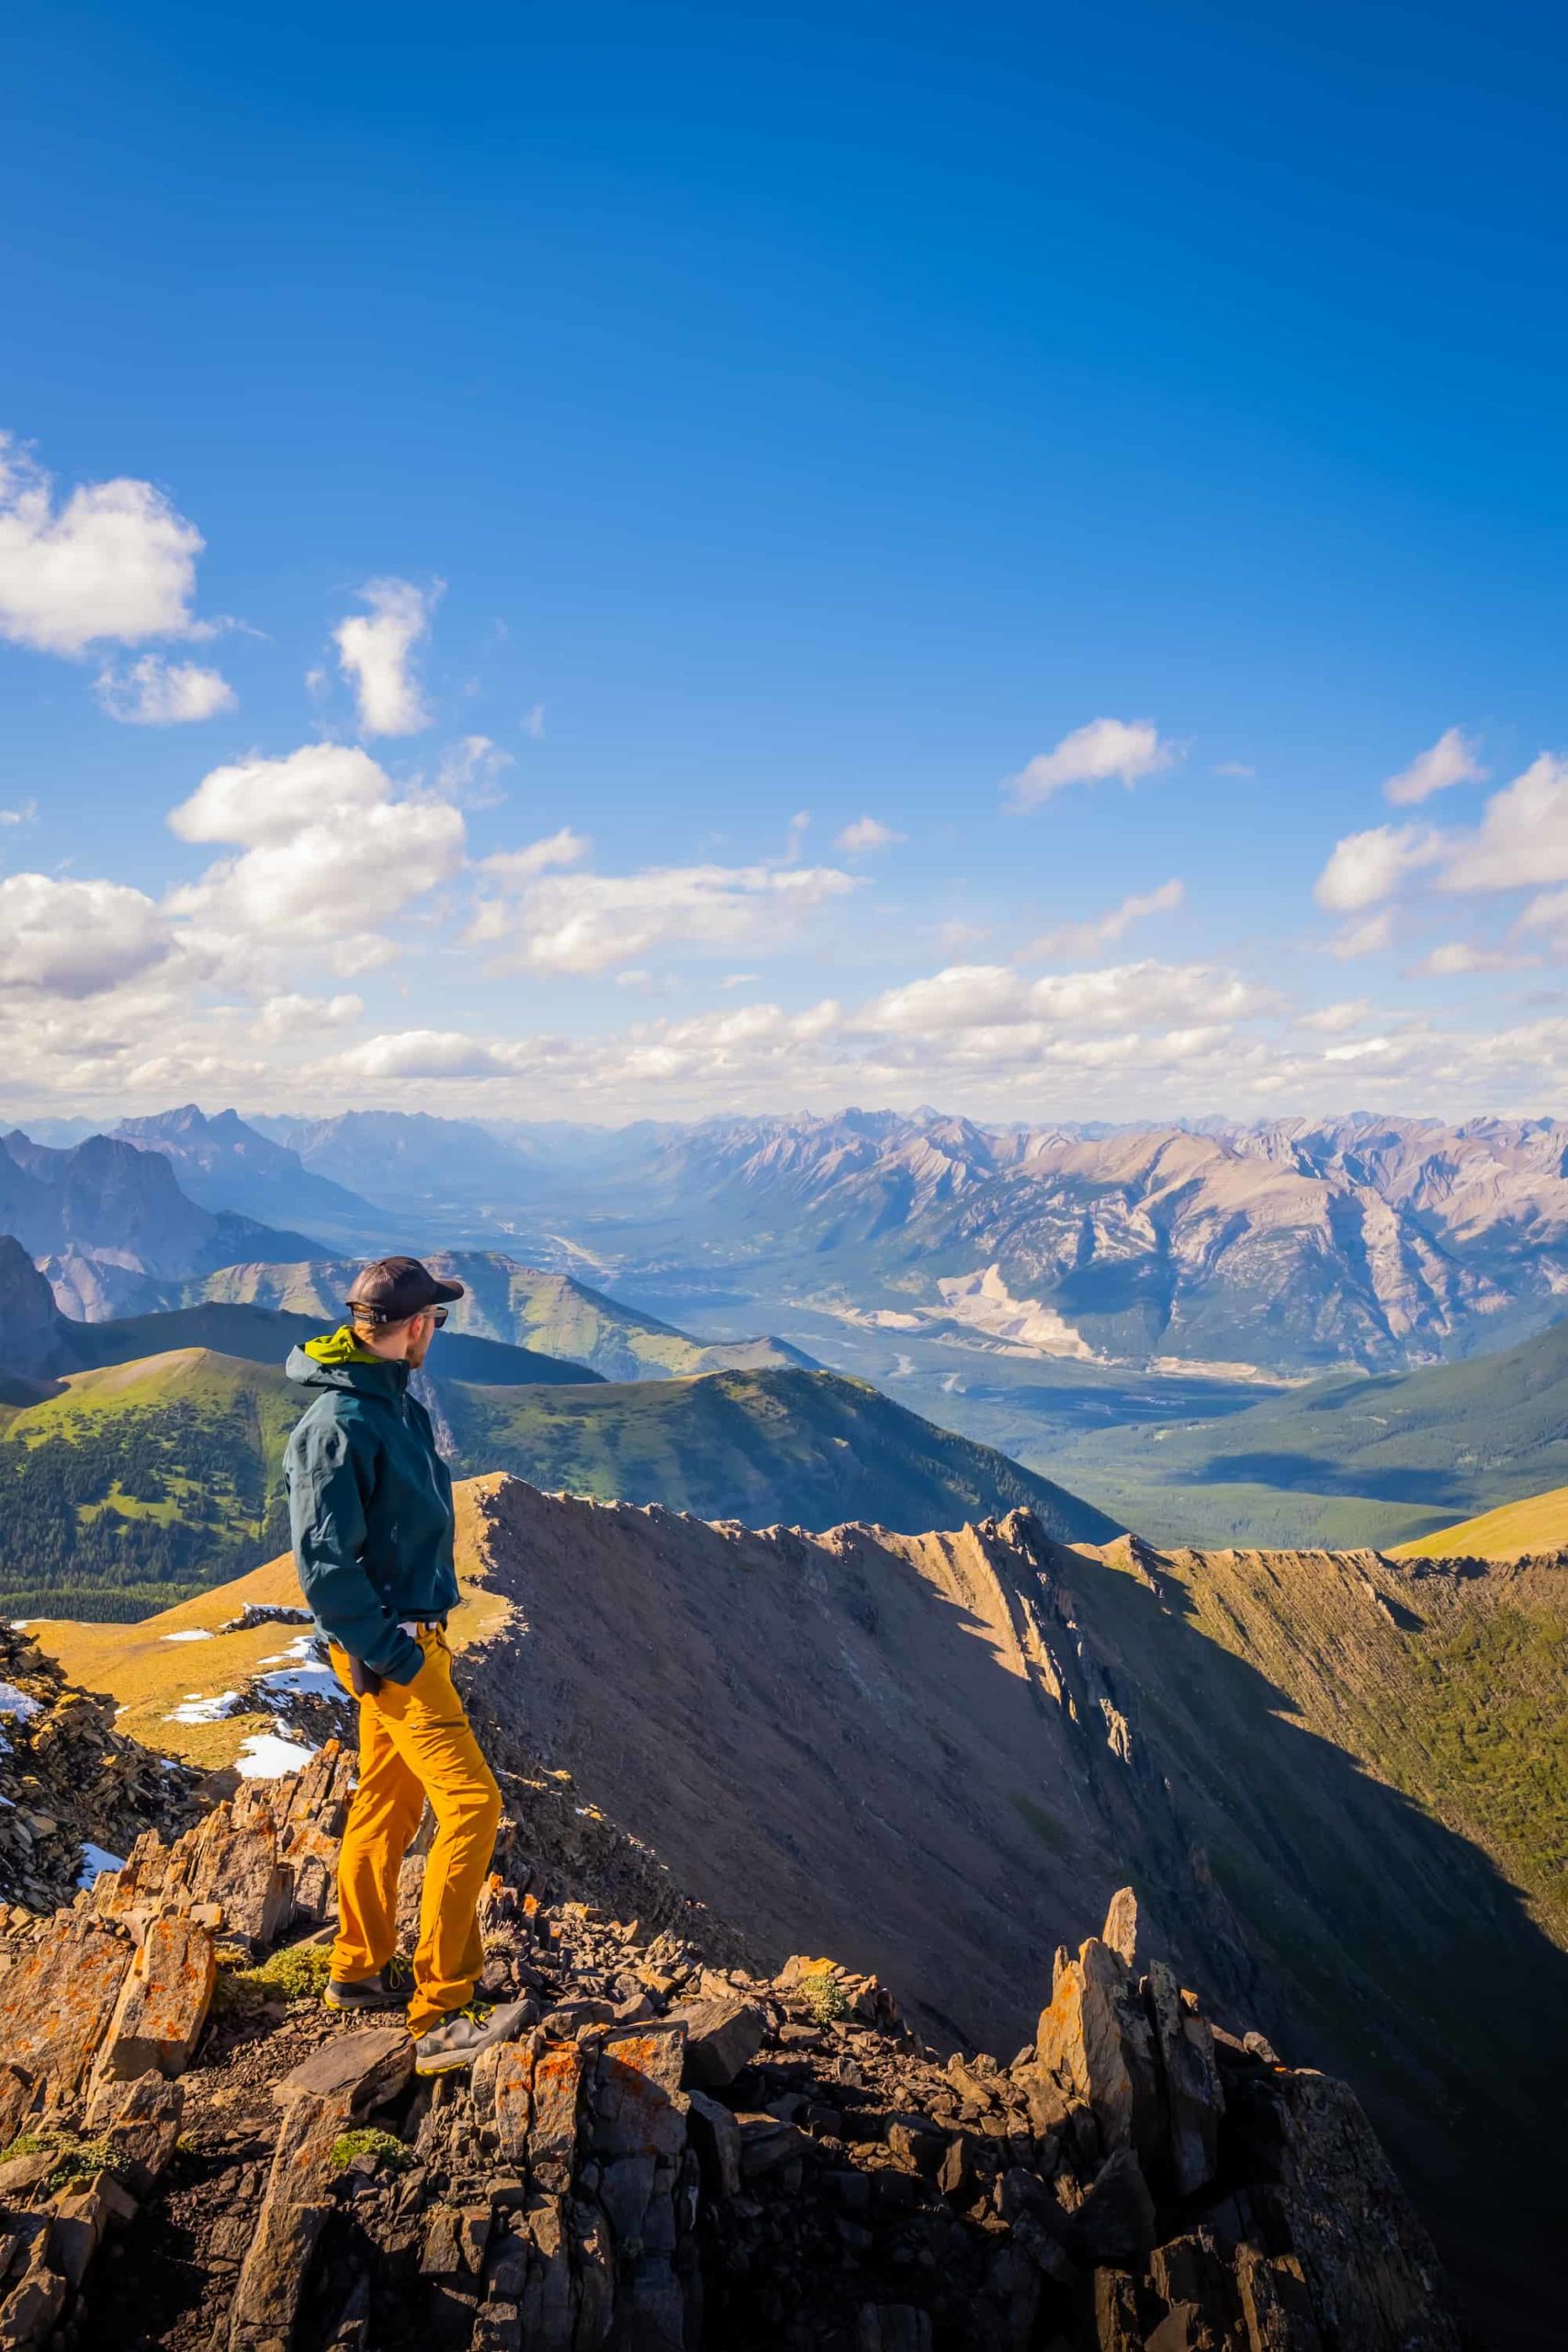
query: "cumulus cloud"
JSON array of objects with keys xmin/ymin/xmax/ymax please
[
  {"xmin": 1441, "ymin": 754, "xmax": 1568, "ymax": 893},
  {"xmin": 166, "ymin": 741, "xmax": 465, "ymax": 980},
  {"xmin": 1021, "ymin": 878, "xmax": 1184, "ymax": 961},
  {"xmin": 1003, "ymin": 718, "xmax": 1178, "ymax": 809},
  {"xmin": 1314, "ymin": 824, "xmax": 1445, "ymax": 912},
  {"xmin": 471, "ymin": 857, "xmax": 858, "ymax": 976},
  {"xmin": 0, "ymin": 434, "xmax": 206, "ymax": 655},
  {"xmin": 1295, "ymin": 1000, "xmax": 1372, "ymax": 1035},
  {"xmin": 1327, "ymin": 911, "xmax": 1395, "ymax": 959},
  {"xmin": 333, "ymin": 578, "xmax": 438, "ymax": 736},
  {"xmin": 863, "ymin": 957, "xmax": 1263, "ymax": 1036},
  {"xmin": 1383, "ymin": 726, "xmax": 1486, "ymax": 807},
  {"xmin": 0, "ymin": 874, "xmax": 170, "ymax": 997},
  {"xmin": 96, "ymin": 654, "xmax": 235, "ymax": 725},
  {"xmin": 1417, "ymin": 942, "xmax": 1536, "ymax": 976},
  {"xmin": 250, "ymin": 991, "xmax": 364, "ymax": 1042},
  {"xmin": 835, "ymin": 816, "xmax": 905, "ymax": 854}
]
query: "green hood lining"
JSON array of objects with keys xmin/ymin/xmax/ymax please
[{"xmin": 303, "ymin": 1325, "xmax": 385, "ymax": 1368}]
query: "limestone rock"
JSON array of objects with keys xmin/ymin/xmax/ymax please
[
  {"xmin": 1037, "ymin": 1935, "xmax": 1161, "ymax": 2156},
  {"xmin": 1145, "ymin": 1960, "xmax": 1223, "ymax": 2196},
  {"xmin": 94, "ymin": 1913, "xmax": 215, "ymax": 2086},
  {"xmin": 0, "ymin": 1919, "xmax": 130, "ymax": 2112},
  {"xmin": 271, "ymin": 2024, "xmax": 412, "ymax": 2112}
]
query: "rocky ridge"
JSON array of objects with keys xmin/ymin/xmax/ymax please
[
  {"xmin": 0, "ymin": 1738, "xmax": 1462, "ymax": 2352},
  {"xmin": 0, "ymin": 1624, "xmax": 201, "ymax": 1916}
]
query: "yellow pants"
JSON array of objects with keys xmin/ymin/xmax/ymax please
[{"xmin": 327, "ymin": 1627, "xmax": 502, "ymax": 2035}]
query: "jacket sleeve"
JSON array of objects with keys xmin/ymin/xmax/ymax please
[{"xmin": 285, "ymin": 1408, "xmax": 424, "ymax": 1684}]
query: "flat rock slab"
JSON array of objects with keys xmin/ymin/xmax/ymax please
[{"xmin": 273, "ymin": 2025, "xmax": 412, "ymax": 2113}]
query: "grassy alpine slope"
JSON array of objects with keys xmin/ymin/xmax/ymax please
[
  {"xmin": 439, "ymin": 1364, "xmax": 1121, "ymax": 1540},
  {"xmin": 1055, "ymin": 1313, "xmax": 1568, "ymax": 1551},
  {"xmin": 1393, "ymin": 1484, "xmax": 1568, "ymax": 1559}
]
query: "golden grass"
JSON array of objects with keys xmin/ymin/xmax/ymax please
[{"xmin": 1391, "ymin": 1485, "xmax": 1568, "ymax": 1561}]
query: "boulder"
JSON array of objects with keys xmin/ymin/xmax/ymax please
[
  {"xmin": 592, "ymin": 2025, "xmax": 688, "ymax": 2161},
  {"xmin": 670, "ymin": 1994, "xmax": 764, "ymax": 2089},
  {"xmin": 1071, "ymin": 2148, "xmax": 1157, "ymax": 2266}
]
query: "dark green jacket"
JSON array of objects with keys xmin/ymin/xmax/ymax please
[{"xmin": 283, "ymin": 1329, "xmax": 459, "ymax": 1684}]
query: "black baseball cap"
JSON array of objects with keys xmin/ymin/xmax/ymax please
[{"xmin": 344, "ymin": 1256, "xmax": 465, "ymax": 1324}]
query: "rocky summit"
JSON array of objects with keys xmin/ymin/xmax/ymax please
[{"xmin": 0, "ymin": 1735, "xmax": 1461, "ymax": 2352}]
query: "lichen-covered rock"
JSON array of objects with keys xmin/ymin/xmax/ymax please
[{"xmin": 93, "ymin": 1914, "xmax": 216, "ymax": 2086}]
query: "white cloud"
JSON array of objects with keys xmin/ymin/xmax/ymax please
[
  {"xmin": 0, "ymin": 800, "xmax": 37, "ymax": 827},
  {"xmin": 1417, "ymin": 942, "xmax": 1536, "ymax": 976},
  {"xmin": 1213, "ymin": 761, "xmax": 1255, "ymax": 778},
  {"xmin": 0, "ymin": 874, "xmax": 170, "ymax": 997},
  {"xmin": 166, "ymin": 741, "xmax": 465, "ymax": 980},
  {"xmin": 1003, "ymin": 718, "xmax": 1178, "ymax": 809},
  {"xmin": 1296, "ymin": 1000, "xmax": 1372, "ymax": 1034},
  {"xmin": 96, "ymin": 654, "xmax": 235, "ymax": 726},
  {"xmin": 1021, "ymin": 877, "xmax": 1183, "ymax": 961},
  {"xmin": 436, "ymin": 734, "xmax": 513, "ymax": 804},
  {"xmin": 1383, "ymin": 726, "xmax": 1486, "ymax": 807},
  {"xmin": 720, "ymin": 972, "xmax": 761, "ymax": 989},
  {"xmin": 476, "ymin": 828, "xmax": 590, "ymax": 883},
  {"xmin": 1327, "ymin": 911, "xmax": 1395, "ymax": 959},
  {"xmin": 1441, "ymin": 754, "xmax": 1568, "ymax": 893},
  {"xmin": 836, "ymin": 816, "xmax": 905, "ymax": 854},
  {"xmin": 333, "ymin": 1028, "xmax": 513, "ymax": 1080},
  {"xmin": 0, "ymin": 434, "xmax": 207, "ymax": 655},
  {"xmin": 522, "ymin": 704, "xmax": 547, "ymax": 740},
  {"xmin": 1314, "ymin": 824, "xmax": 1444, "ymax": 912},
  {"xmin": 472, "ymin": 858, "xmax": 858, "ymax": 977},
  {"xmin": 333, "ymin": 578, "xmax": 438, "ymax": 736},
  {"xmin": 863, "ymin": 957, "xmax": 1263, "ymax": 1036},
  {"xmin": 250, "ymin": 991, "xmax": 364, "ymax": 1042},
  {"xmin": 1516, "ymin": 887, "xmax": 1568, "ymax": 939}
]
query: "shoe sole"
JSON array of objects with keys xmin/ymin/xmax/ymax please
[
  {"xmin": 323, "ymin": 1990, "xmax": 406, "ymax": 2012},
  {"xmin": 412, "ymin": 2045, "xmax": 482, "ymax": 2075}
]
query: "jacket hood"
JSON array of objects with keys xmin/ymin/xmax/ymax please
[{"xmin": 286, "ymin": 1326, "xmax": 411, "ymax": 1398}]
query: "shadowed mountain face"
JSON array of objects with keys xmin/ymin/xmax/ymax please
[
  {"xmin": 114, "ymin": 1105, "xmax": 389, "ymax": 1250},
  {"xmin": 447, "ymin": 1479, "xmax": 1566, "ymax": 2340},
  {"xmin": 0, "ymin": 1129, "xmax": 322, "ymax": 1319}
]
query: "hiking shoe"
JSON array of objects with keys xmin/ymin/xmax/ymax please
[
  {"xmin": 412, "ymin": 1997, "xmax": 533, "ymax": 2075},
  {"xmin": 323, "ymin": 1957, "xmax": 413, "ymax": 2012}
]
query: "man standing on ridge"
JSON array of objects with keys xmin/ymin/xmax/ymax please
[{"xmin": 284, "ymin": 1254, "xmax": 525, "ymax": 2075}]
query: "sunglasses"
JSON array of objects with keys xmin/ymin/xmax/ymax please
[{"xmin": 349, "ymin": 1302, "xmax": 450, "ymax": 1327}]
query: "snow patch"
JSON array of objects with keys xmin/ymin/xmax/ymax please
[
  {"xmin": 76, "ymin": 1843, "xmax": 125, "ymax": 1890},
  {"xmin": 254, "ymin": 1634, "xmax": 343, "ymax": 1702},
  {"xmin": 166, "ymin": 1690, "xmax": 243, "ymax": 1724},
  {"xmin": 0, "ymin": 1683, "xmax": 43, "ymax": 1722},
  {"xmin": 235, "ymin": 1732, "xmax": 317, "ymax": 1780},
  {"xmin": 161, "ymin": 1628, "xmax": 216, "ymax": 1644}
]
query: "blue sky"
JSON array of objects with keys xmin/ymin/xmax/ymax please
[{"xmin": 2, "ymin": 0, "xmax": 1566, "ymax": 1123}]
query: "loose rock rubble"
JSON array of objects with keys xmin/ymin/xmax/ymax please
[
  {"xmin": 0, "ymin": 1626, "xmax": 201, "ymax": 1917},
  {"xmin": 0, "ymin": 1733, "xmax": 1468, "ymax": 2352}
]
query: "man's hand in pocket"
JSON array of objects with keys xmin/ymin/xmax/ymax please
[{"xmin": 347, "ymin": 1656, "xmax": 384, "ymax": 1699}]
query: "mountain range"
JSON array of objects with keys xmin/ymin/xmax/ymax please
[{"xmin": 69, "ymin": 1101, "xmax": 1568, "ymax": 1383}]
